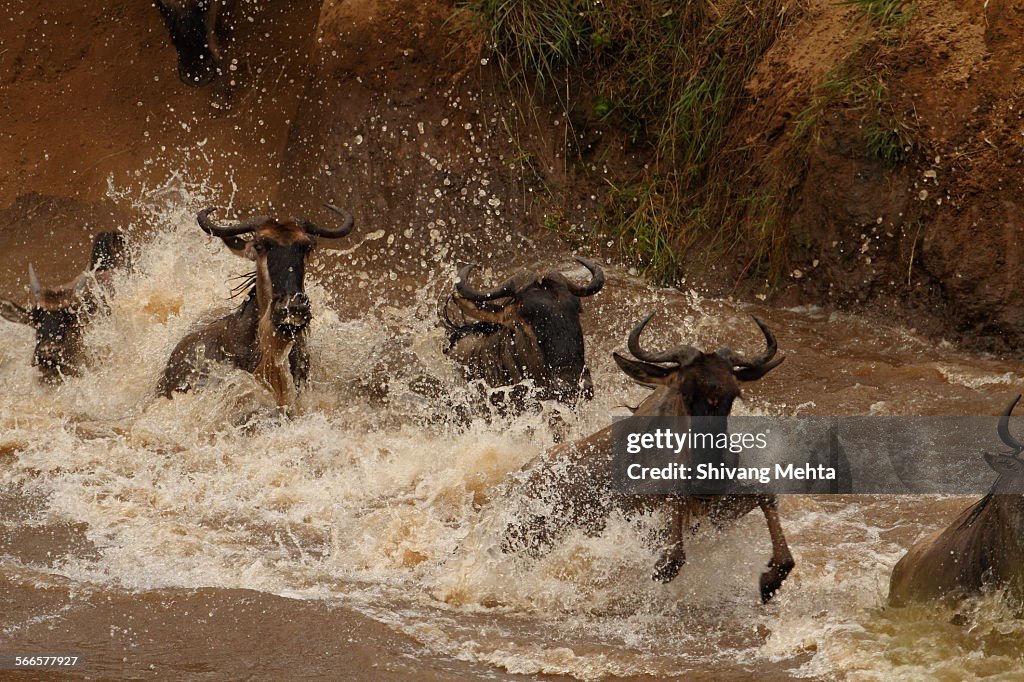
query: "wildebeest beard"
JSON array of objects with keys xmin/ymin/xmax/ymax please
[{"xmin": 31, "ymin": 305, "xmax": 88, "ymax": 381}]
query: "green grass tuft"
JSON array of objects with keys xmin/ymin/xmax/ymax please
[
  {"xmin": 838, "ymin": 0, "xmax": 915, "ymax": 29},
  {"xmin": 793, "ymin": 54, "xmax": 919, "ymax": 167},
  {"xmin": 457, "ymin": 0, "xmax": 921, "ymax": 288},
  {"xmin": 603, "ymin": 180, "xmax": 679, "ymax": 283},
  {"xmin": 863, "ymin": 119, "xmax": 915, "ymax": 164},
  {"xmin": 456, "ymin": 1, "xmax": 805, "ymax": 285}
]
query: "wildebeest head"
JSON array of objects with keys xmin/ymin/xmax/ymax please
[
  {"xmin": 0, "ymin": 267, "xmax": 96, "ymax": 383},
  {"xmin": 444, "ymin": 258, "xmax": 604, "ymax": 402},
  {"xmin": 0, "ymin": 232, "xmax": 127, "ymax": 383},
  {"xmin": 613, "ymin": 312, "xmax": 784, "ymax": 418},
  {"xmin": 197, "ymin": 204, "xmax": 354, "ymax": 340},
  {"xmin": 155, "ymin": 0, "xmax": 229, "ymax": 87}
]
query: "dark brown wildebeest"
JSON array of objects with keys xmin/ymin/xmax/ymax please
[
  {"xmin": 888, "ymin": 395, "xmax": 1024, "ymax": 606},
  {"xmin": 439, "ymin": 258, "xmax": 604, "ymax": 405},
  {"xmin": 157, "ymin": 204, "xmax": 353, "ymax": 408},
  {"xmin": 500, "ymin": 312, "xmax": 793, "ymax": 602},
  {"xmin": 154, "ymin": 0, "xmax": 235, "ymax": 87},
  {"xmin": 0, "ymin": 232, "xmax": 127, "ymax": 383}
]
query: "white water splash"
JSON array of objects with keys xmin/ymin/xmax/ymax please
[{"xmin": 3, "ymin": 182, "xmax": 1024, "ymax": 680}]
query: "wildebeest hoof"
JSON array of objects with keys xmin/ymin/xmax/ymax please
[
  {"xmin": 759, "ymin": 557, "xmax": 795, "ymax": 603},
  {"xmin": 652, "ymin": 550, "xmax": 685, "ymax": 583},
  {"xmin": 759, "ymin": 573, "xmax": 781, "ymax": 603}
]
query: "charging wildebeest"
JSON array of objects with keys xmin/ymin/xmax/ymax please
[
  {"xmin": 889, "ymin": 395, "xmax": 1024, "ymax": 606},
  {"xmin": 439, "ymin": 258, "xmax": 604, "ymax": 405},
  {"xmin": 157, "ymin": 204, "xmax": 353, "ymax": 409},
  {"xmin": 0, "ymin": 232, "xmax": 128, "ymax": 383},
  {"xmin": 155, "ymin": 0, "xmax": 235, "ymax": 86},
  {"xmin": 500, "ymin": 313, "xmax": 793, "ymax": 603}
]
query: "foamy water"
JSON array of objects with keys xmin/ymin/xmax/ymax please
[{"xmin": 2, "ymin": 185, "xmax": 1024, "ymax": 680}]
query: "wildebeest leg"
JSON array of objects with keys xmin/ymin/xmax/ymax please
[
  {"xmin": 757, "ymin": 495, "xmax": 794, "ymax": 603},
  {"xmin": 653, "ymin": 496, "xmax": 688, "ymax": 583},
  {"xmin": 159, "ymin": 346, "xmax": 198, "ymax": 396},
  {"xmin": 158, "ymin": 327, "xmax": 229, "ymax": 397}
]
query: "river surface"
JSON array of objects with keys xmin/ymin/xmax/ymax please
[{"xmin": 2, "ymin": 185, "xmax": 1024, "ymax": 680}]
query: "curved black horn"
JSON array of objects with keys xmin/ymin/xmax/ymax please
[
  {"xmin": 563, "ymin": 257, "xmax": 605, "ymax": 297},
  {"xmin": 718, "ymin": 316, "xmax": 778, "ymax": 368},
  {"xmin": 299, "ymin": 203, "xmax": 354, "ymax": 238},
  {"xmin": 197, "ymin": 208, "xmax": 268, "ymax": 238},
  {"xmin": 627, "ymin": 312, "xmax": 700, "ymax": 366},
  {"xmin": 998, "ymin": 394, "xmax": 1023, "ymax": 453},
  {"xmin": 455, "ymin": 264, "xmax": 520, "ymax": 302}
]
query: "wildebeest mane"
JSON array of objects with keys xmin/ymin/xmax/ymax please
[{"xmin": 958, "ymin": 493, "xmax": 994, "ymax": 530}]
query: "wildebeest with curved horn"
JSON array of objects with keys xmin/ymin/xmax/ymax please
[
  {"xmin": 889, "ymin": 395, "xmax": 1024, "ymax": 606},
  {"xmin": 500, "ymin": 312, "xmax": 793, "ymax": 602},
  {"xmin": 154, "ymin": 0, "xmax": 235, "ymax": 87},
  {"xmin": 157, "ymin": 204, "xmax": 353, "ymax": 408},
  {"xmin": 0, "ymin": 232, "xmax": 128, "ymax": 383},
  {"xmin": 439, "ymin": 258, "xmax": 604, "ymax": 405}
]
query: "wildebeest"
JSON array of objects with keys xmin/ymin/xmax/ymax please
[
  {"xmin": 0, "ymin": 232, "xmax": 128, "ymax": 383},
  {"xmin": 500, "ymin": 313, "xmax": 793, "ymax": 602},
  {"xmin": 154, "ymin": 0, "xmax": 235, "ymax": 86},
  {"xmin": 888, "ymin": 395, "xmax": 1024, "ymax": 606},
  {"xmin": 439, "ymin": 258, "xmax": 604, "ymax": 405},
  {"xmin": 157, "ymin": 204, "xmax": 353, "ymax": 408}
]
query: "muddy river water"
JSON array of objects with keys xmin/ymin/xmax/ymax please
[{"xmin": 2, "ymin": 183, "xmax": 1023, "ymax": 681}]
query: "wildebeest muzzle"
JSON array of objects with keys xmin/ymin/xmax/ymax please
[
  {"xmin": 271, "ymin": 292, "xmax": 311, "ymax": 340},
  {"xmin": 31, "ymin": 308, "xmax": 83, "ymax": 383}
]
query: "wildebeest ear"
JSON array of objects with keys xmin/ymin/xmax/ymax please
[
  {"xmin": 984, "ymin": 452, "xmax": 1024, "ymax": 476},
  {"xmin": 0, "ymin": 299, "xmax": 31, "ymax": 325},
  {"xmin": 733, "ymin": 355, "xmax": 785, "ymax": 382},
  {"xmin": 613, "ymin": 352, "xmax": 672, "ymax": 385}
]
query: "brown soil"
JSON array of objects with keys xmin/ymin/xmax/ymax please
[
  {"xmin": 740, "ymin": 0, "xmax": 1024, "ymax": 351},
  {"xmin": 4, "ymin": 1, "xmax": 1022, "ymax": 351}
]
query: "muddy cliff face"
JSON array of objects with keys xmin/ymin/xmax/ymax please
[
  {"xmin": 3, "ymin": 0, "xmax": 1020, "ymax": 349},
  {"xmin": 743, "ymin": 0, "xmax": 1024, "ymax": 350}
]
